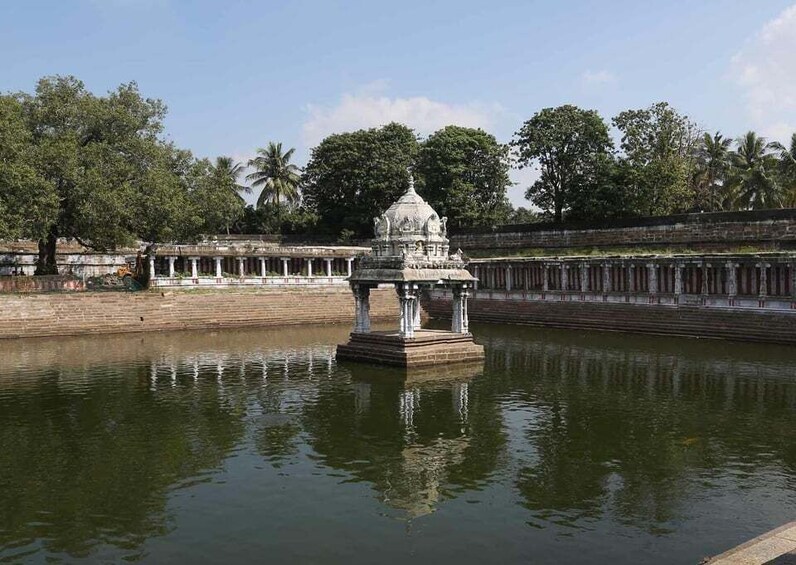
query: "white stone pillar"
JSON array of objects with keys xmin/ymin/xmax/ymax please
[
  {"xmin": 259, "ymin": 257, "xmax": 267, "ymax": 278},
  {"xmin": 190, "ymin": 257, "xmax": 198, "ymax": 279},
  {"xmin": 451, "ymin": 285, "xmax": 469, "ymax": 334},
  {"xmin": 505, "ymin": 265, "xmax": 512, "ymax": 291},
  {"xmin": 282, "ymin": 258, "xmax": 289, "ymax": 277},
  {"xmin": 758, "ymin": 263, "xmax": 768, "ymax": 298},
  {"xmin": 648, "ymin": 263, "xmax": 658, "ymax": 294},
  {"xmin": 726, "ymin": 262, "xmax": 737, "ymax": 297},
  {"xmin": 580, "ymin": 263, "xmax": 588, "ymax": 293},
  {"xmin": 413, "ymin": 293, "xmax": 422, "ymax": 330},
  {"xmin": 473, "ymin": 266, "xmax": 479, "ymax": 290},
  {"xmin": 627, "ymin": 264, "xmax": 635, "ymax": 293},
  {"xmin": 397, "ymin": 284, "xmax": 416, "ymax": 338},
  {"xmin": 237, "ymin": 257, "xmax": 245, "ymax": 278},
  {"xmin": 149, "ymin": 254, "xmax": 156, "ymax": 279},
  {"xmin": 602, "ymin": 262, "xmax": 611, "ymax": 293},
  {"xmin": 542, "ymin": 264, "xmax": 549, "ymax": 292},
  {"xmin": 346, "ymin": 258, "xmax": 354, "ymax": 277},
  {"xmin": 306, "ymin": 258, "xmax": 313, "ymax": 278},
  {"xmin": 560, "ymin": 263, "xmax": 568, "ymax": 292},
  {"xmin": 462, "ymin": 285, "xmax": 470, "ymax": 333},
  {"xmin": 353, "ymin": 285, "xmax": 371, "ymax": 333},
  {"xmin": 674, "ymin": 262, "xmax": 683, "ymax": 296},
  {"xmin": 325, "ymin": 258, "xmax": 333, "ymax": 277},
  {"xmin": 701, "ymin": 263, "xmax": 709, "ymax": 295},
  {"xmin": 215, "ymin": 257, "xmax": 223, "ymax": 279},
  {"xmin": 168, "ymin": 256, "xmax": 176, "ymax": 278},
  {"xmin": 451, "ymin": 288, "xmax": 462, "ymax": 334}
]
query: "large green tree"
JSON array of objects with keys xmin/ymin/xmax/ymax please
[
  {"xmin": 415, "ymin": 125, "xmax": 511, "ymax": 228},
  {"xmin": 246, "ymin": 142, "xmax": 301, "ymax": 210},
  {"xmin": 0, "ymin": 95, "xmax": 58, "ymax": 241},
  {"xmin": 16, "ymin": 76, "xmax": 186, "ymax": 273},
  {"xmin": 512, "ymin": 105, "xmax": 614, "ymax": 222},
  {"xmin": 302, "ymin": 123, "xmax": 418, "ymax": 237},
  {"xmin": 612, "ymin": 102, "xmax": 700, "ymax": 216}
]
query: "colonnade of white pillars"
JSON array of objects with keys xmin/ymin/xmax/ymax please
[{"xmin": 150, "ymin": 254, "xmax": 357, "ymax": 286}]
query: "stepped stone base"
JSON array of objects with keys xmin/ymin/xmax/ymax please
[{"xmin": 336, "ymin": 329, "xmax": 485, "ymax": 367}]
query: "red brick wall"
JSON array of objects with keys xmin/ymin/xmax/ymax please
[{"xmin": 0, "ymin": 288, "xmax": 398, "ymax": 339}]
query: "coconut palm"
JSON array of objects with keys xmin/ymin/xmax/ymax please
[
  {"xmin": 726, "ymin": 131, "xmax": 782, "ymax": 209},
  {"xmin": 246, "ymin": 142, "xmax": 301, "ymax": 210},
  {"xmin": 774, "ymin": 133, "xmax": 796, "ymax": 207},
  {"xmin": 693, "ymin": 132, "xmax": 732, "ymax": 211},
  {"xmin": 214, "ymin": 156, "xmax": 249, "ymax": 202}
]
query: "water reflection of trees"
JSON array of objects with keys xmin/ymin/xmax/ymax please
[
  {"xmin": 0, "ymin": 363, "xmax": 245, "ymax": 561},
  {"xmin": 477, "ymin": 326, "xmax": 796, "ymax": 533}
]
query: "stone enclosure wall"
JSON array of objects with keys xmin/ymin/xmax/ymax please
[
  {"xmin": 449, "ymin": 209, "xmax": 796, "ymax": 254},
  {"xmin": 0, "ymin": 287, "xmax": 398, "ymax": 340}
]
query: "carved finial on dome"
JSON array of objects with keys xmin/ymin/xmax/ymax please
[{"xmin": 407, "ymin": 170, "xmax": 416, "ymax": 195}]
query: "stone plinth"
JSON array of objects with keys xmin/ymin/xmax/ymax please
[{"xmin": 336, "ymin": 329, "xmax": 484, "ymax": 368}]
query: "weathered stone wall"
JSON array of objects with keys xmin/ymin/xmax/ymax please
[
  {"xmin": 424, "ymin": 294, "xmax": 796, "ymax": 345},
  {"xmin": 0, "ymin": 287, "xmax": 398, "ymax": 340},
  {"xmin": 449, "ymin": 209, "xmax": 796, "ymax": 253},
  {"xmin": 0, "ymin": 275, "xmax": 85, "ymax": 293}
]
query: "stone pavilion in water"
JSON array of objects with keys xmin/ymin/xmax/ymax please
[{"xmin": 336, "ymin": 178, "xmax": 484, "ymax": 367}]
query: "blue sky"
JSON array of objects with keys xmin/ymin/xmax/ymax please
[{"xmin": 2, "ymin": 0, "xmax": 795, "ymax": 206}]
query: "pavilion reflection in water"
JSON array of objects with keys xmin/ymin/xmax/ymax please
[{"xmin": 146, "ymin": 349, "xmax": 484, "ymax": 520}]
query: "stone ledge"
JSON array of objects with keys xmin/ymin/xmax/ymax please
[
  {"xmin": 706, "ymin": 522, "xmax": 796, "ymax": 564},
  {"xmin": 336, "ymin": 330, "xmax": 485, "ymax": 368}
]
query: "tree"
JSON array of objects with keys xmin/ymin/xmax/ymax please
[
  {"xmin": 415, "ymin": 126, "xmax": 511, "ymax": 228},
  {"xmin": 693, "ymin": 132, "xmax": 732, "ymax": 212},
  {"xmin": 246, "ymin": 142, "xmax": 301, "ymax": 210},
  {"xmin": 0, "ymin": 95, "xmax": 58, "ymax": 241},
  {"xmin": 726, "ymin": 131, "xmax": 782, "ymax": 209},
  {"xmin": 774, "ymin": 133, "xmax": 796, "ymax": 207},
  {"xmin": 188, "ymin": 158, "xmax": 245, "ymax": 235},
  {"xmin": 214, "ymin": 156, "xmax": 248, "ymax": 200},
  {"xmin": 612, "ymin": 102, "xmax": 700, "ymax": 216},
  {"xmin": 512, "ymin": 105, "xmax": 614, "ymax": 222},
  {"xmin": 16, "ymin": 76, "xmax": 185, "ymax": 274},
  {"xmin": 302, "ymin": 123, "xmax": 418, "ymax": 237}
]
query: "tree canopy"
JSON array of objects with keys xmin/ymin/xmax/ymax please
[
  {"xmin": 415, "ymin": 125, "xmax": 511, "ymax": 228},
  {"xmin": 302, "ymin": 123, "xmax": 418, "ymax": 238},
  {"xmin": 512, "ymin": 105, "xmax": 614, "ymax": 222}
]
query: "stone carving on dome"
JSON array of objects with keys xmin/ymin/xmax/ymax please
[{"xmin": 373, "ymin": 215, "xmax": 390, "ymax": 238}]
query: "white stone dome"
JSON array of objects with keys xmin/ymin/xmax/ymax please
[{"xmin": 371, "ymin": 178, "xmax": 450, "ymax": 261}]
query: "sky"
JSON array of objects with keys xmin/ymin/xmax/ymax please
[{"xmin": 2, "ymin": 0, "xmax": 796, "ymax": 207}]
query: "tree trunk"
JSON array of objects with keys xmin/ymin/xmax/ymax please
[{"xmin": 34, "ymin": 226, "xmax": 59, "ymax": 275}]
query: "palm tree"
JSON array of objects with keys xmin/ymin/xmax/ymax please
[
  {"xmin": 774, "ymin": 133, "xmax": 796, "ymax": 207},
  {"xmin": 727, "ymin": 131, "xmax": 782, "ymax": 209},
  {"xmin": 246, "ymin": 142, "xmax": 301, "ymax": 211},
  {"xmin": 214, "ymin": 156, "xmax": 248, "ymax": 203},
  {"xmin": 693, "ymin": 132, "xmax": 732, "ymax": 211}
]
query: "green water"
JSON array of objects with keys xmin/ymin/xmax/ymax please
[{"xmin": 0, "ymin": 322, "xmax": 794, "ymax": 564}]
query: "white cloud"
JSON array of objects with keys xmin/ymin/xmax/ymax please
[
  {"xmin": 581, "ymin": 69, "xmax": 616, "ymax": 86},
  {"xmin": 301, "ymin": 82, "xmax": 503, "ymax": 147},
  {"xmin": 731, "ymin": 4, "xmax": 796, "ymax": 142}
]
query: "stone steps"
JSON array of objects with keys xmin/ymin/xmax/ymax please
[
  {"xmin": 0, "ymin": 288, "xmax": 399, "ymax": 339},
  {"xmin": 423, "ymin": 297, "xmax": 796, "ymax": 345}
]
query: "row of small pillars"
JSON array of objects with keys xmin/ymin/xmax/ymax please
[
  {"xmin": 352, "ymin": 282, "xmax": 471, "ymax": 338},
  {"xmin": 471, "ymin": 260, "xmax": 796, "ymax": 299},
  {"xmin": 151, "ymin": 255, "xmax": 355, "ymax": 279}
]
